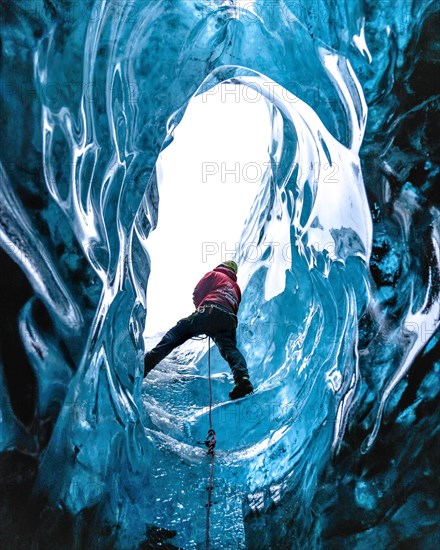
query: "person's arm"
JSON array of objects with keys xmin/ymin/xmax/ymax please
[
  {"xmin": 192, "ymin": 272, "xmax": 216, "ymax": 307},
  {"xmin": 236, "ymin": 283, "xmax": 242, "ymax": 306}
]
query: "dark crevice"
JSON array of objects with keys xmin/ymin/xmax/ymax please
[{"xmin": 0, "ymin": 249, "xmax": 36, "ymax": 426}]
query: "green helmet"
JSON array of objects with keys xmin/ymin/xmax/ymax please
[{"xmin": 221, "ymin": 260, "xmax": 238, "ymax": 274}]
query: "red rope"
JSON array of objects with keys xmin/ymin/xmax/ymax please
[{"xmin": 204, "ymin": 337, "xmax": 216, "ymax": 550}]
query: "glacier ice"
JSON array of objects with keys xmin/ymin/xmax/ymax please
[{"xmin": 0, "ymin": 1, "xmax": 439, "ymax": 548}]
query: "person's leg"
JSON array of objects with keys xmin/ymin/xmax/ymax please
[
  {"xmin": 204, "ymin": 309, "xmax": 252, "ymax": 399},
  {"xmin": 213, "ymin": 329, "xmax": 253, "ymax": 399},
  {"xmin": 144, "ymin": 313, "xmax": 202, "ymax": 376},
  {"xmin": 212, "ymin": 329, "xmax": 250, "ymax": 383}
]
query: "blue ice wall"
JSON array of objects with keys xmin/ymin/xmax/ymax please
[{"xmin": 0, "ymin": 1, "xmax": 439, "ymax": 549}]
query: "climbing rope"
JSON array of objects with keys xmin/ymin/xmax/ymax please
[
  {"xmin": 192, "ymin": 332, "xmax": 216, "ymax": 548},
  {"xmin": 204, "ymin": 337, "xmax": 216, "ymax": 549}
]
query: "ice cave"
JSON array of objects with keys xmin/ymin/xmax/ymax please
[{"xmin": 0, "ymin": 1, "xmax": 439, "ymax": 549}]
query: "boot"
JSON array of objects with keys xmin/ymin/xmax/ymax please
[{"xmin": 229, "ymin": 376, "xmax": 254, "ymax": 400}]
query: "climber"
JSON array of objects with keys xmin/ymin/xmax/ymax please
[{"xmin": 143, "ymin": 260, "xmax": 254, "ymax": 400}]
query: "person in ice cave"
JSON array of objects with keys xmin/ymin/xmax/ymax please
[{"xmin": 143, "ymin": 260, "xmax": 254, "ymax": 399}]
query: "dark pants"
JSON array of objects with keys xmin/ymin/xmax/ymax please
[{"xmin": 144, "ymin": 305, "xmax": 249, "ymax": 383}]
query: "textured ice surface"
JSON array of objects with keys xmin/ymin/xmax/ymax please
[{"xmin": 0, "ymin": 1, "xmax": 439, "ymax": 548}]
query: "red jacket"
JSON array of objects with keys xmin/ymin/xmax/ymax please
[{"xmin": 192, "ymin": 266, "xmax": 241, "ymax": 314}]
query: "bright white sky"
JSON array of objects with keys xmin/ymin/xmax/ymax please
[{"xmin": 144, "ymin": 83, "xmax": 272, "ymax": 336}]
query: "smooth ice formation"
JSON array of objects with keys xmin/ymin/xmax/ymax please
[{"xmin": 0, "ymin": 1, "xmax": 439, "ymax": 548}]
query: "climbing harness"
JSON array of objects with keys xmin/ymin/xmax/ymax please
[
  {"xmin": 197, "ymin": 303, "xmax": 237, "ymax": 321},
  {"xmin": 195, "ymin": 336, "xmax": 216, "ymax": 550}
]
